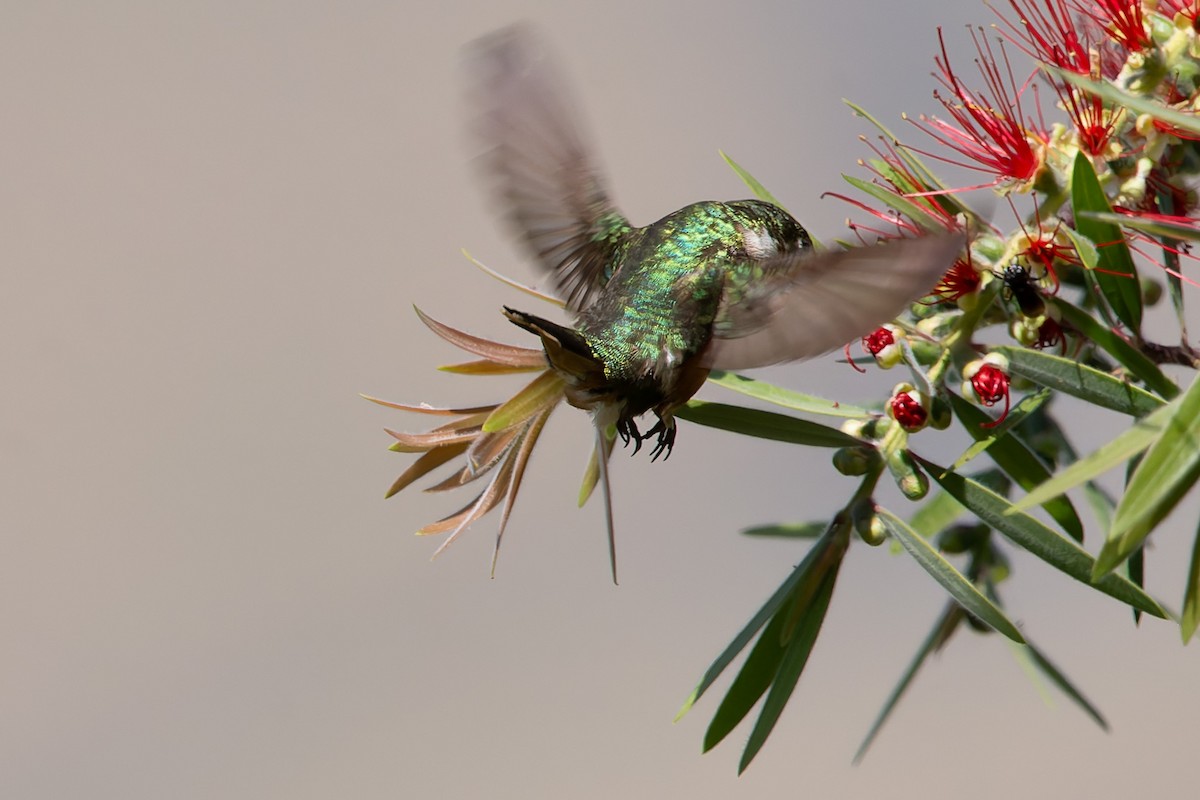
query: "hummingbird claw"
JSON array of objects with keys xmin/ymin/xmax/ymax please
[
  {"xmin": 616, "ymin": 418, "xmax": 644, "ymax": 455},
  {"xmin": 645, "ymin": 418, "xmax": 675, "ymax": 462}
]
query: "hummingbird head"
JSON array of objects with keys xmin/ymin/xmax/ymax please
[{"xmin": 726, "ymin": 199, "xmax": 812, "ymax": 260}]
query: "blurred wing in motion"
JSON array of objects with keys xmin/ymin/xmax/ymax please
[
  {"xmin": 467, "ymin": 25, "xmax": 633, "ymax": 312},
  {"xmin": 705, "ymin": 233, "xmax": 965, "ymax": 370}
]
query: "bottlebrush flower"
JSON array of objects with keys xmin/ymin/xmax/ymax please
[
  {"xmin": 962, "ymin": 354, "xmax": 1012, "ymax": 427},
  {"xmin": 910, "ymin": 27, "xmax": 1048, "ymax": 193},
  {"xmin": 992, "ymin": 0, "xmax": 1092, "ymax": 74},
  {"xmin": 1075, "ymin": 0, "xmax": 1151, "ymax": 53}
]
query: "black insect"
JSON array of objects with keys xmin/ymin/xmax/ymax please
[{"xmin": 998, "ymin": 263, "xmax": 1045, "ymax": 318}]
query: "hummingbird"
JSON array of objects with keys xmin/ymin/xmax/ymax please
[
  {"xmin": 470, "ymin": 26, "xmax": 964, "ymax": 461},
  {"xmin": 377, "ymin": 27, "xmax": 965, "ymax": 581}
]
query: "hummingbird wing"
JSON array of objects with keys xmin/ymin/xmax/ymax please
[
  {"xmin": 704, "ymin": 233, "xmax": 965, "ymax": 370},
  {"xmin": 468, "ymin": 25, "xmax": 633, "ymax": 313}
]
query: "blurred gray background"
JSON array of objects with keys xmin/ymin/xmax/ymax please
[{"xmin": 4, "ymin": 2, "xmax": 1197, "ymax": 797}]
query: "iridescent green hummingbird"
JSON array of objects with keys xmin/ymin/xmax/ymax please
[
  {"xmin": 469, "ymin": 26, "xmax": 964, "ymax": 462},
  {"xmin": 378, "ymin": 27, "xmax": 964, "ymax": 580}
]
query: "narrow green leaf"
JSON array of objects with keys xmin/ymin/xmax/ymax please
[
  {"xmin": 1080, "ymin": 210, "xmax": 1200, "ymax": 243},
  {"xmin": 707, "ymin": 370, "xmax": 870, "ymax": 418},
  {"xmin": 742, "ymin": 522, "xmax": 827, "ymax": 539},
  {"xmin": 678, "ymin": 525, "xmax": 839, "ymax": 719},
  {"xmin": 702, "ymin": 596, "xmax": 791, "ymax": 752},
  {"xmin": 738, "ymin": 568, "xmax": 838, "ymax": 773},
  {"xmin": 720, "ymin": 151, "xmax": 784, "ymax": 208},
  {"xmin": 842, "ymin": 175, "xmax": 947, "ymax": 234},
  {"xmin": 1008, "ymin": 399, "xmax": 1172, "ymax": 513},
  {"xmin": 915, "ymin": 457, "xmax": 1167, "ymax": 618},
  {"xmin": 853, "ymin": 602, "xmax": 962, "ymax": 763},
  {"xmin": 950, "ymin": 389, "xmax": 1052, "ymax": 472},
  {"xmin": 677, "ymin": 401, "xmax": 861, "ymax": 448},
  {"xmin": 1096, "ymin": 374, "xmax": 1200, "ymax": 578},
  {"xmin": 907, "ymin": 490, "xmax": 965, "ymax": 538},
  {"xmin": 949, "ymin": 392, "xmax": 1084, "ymax": 541},
  {"xmin": 1070, "ymin": 152, "xmax": 1142, "ymax": 333},
  {"xmin": 1181, "ymin": 517, "xmax": 1200, "ymax": 643},
  {"xmin": 1058, "ymin": 224, "xmax": 1100, "ymax": 269},
  {"xmin": 844, "ymin": 100, "xmax": 962, "ymax": 205},
  {"xmin": 1017, "ymin": 642, "xmax": 1109, "ymax": 731},
  {"xmin": 1058, "ymin": 69, "xmax": 1200, "ymax": 137},
  {"xmin": 878, "ymin": 509, "xmax": 1024, "ymax": 643},
  {"xmin": 1051, "ymin": 299, "xmax": 1179, "ymax": 399},
  {"xmin": 993, "ymin": 346, "xmax": 1164, "ymax": 416}
]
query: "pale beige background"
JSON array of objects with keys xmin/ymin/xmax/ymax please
[{"xmin": 4, "ymin": 2, "xmax": 1198, "ymax": 798}]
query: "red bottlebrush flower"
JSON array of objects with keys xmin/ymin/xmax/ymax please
[
  {"xmin": 963, "ymin": 356, "xmax": 1012, "ymax": 428},
  {"xmin": 1074, "ymin": 0, "xmax": 1151, "ymax": 52},
  {"xmin": 1160, "ymin": 0, "xmax": 1200, "ymax": 28},
  {"xmin": 993, "ymin": 0, "xmax": 1091, "ymax": 74},
  {"xmin": 932, "ymin": 258, "xmax": 984, "ymax": 304},
  {"xmin": 1034, "ymin": 315, "xmax": 1067, "ymax": 351},
  {"xmin": 888, "ymin": 384, "xmax": 929, "ymax": 432},
  {"xmin": 910, "ymin": 28, "xmax": 1047, "ymax": 192},
  {"xmin": 1061, "ymin": 82, "xmax": 1122, "ymax": 156},
  {"xmin": 1013, "ymin": 204, "xmax": 1079, "ymax": 289}
]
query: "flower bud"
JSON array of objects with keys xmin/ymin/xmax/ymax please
[
  {"xmin": 832, "ymin": 445, "xmax": 878, "ymax": 476},
  {"xmin": 887, "ymin": 382, "xmax": 929, "ymax": 433},
  {"xmin": 862, "ymin": 326, "xmax": 904, "ymax": 369}
]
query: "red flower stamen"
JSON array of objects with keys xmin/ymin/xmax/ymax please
[
  {"xmin": 909, "ymin": 28, "xmax": 1047, "ymax": 192},
  {"xmin": 1034, "ymin": 316, "xmax": 1067, "ymax": 352},
  {"xmin": 1074, "ymin": 0, "xmax": 1151, "ymax": 52},
  {"xmin": 992, "ymin": 0, "xmax": 1091, "ymax": 74},
  {"xmin": 932, "ymin": 258, "xmax": 983, "ymax": 303}
]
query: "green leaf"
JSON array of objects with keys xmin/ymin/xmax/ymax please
[
  {"xmin": 738, "ymin": 568, "xmax": 838, "ymax": 773},
  {"xmin": 742, "ymin": 522, "xmax": 827, "ymax": 538},
  {"xmin": 678, "ymin": 524, "xmax": 841, "ymax": 720},
  {"xmin": 915, "ymin": 457, "xmax": 1167, "ymax": 618},
  {"xmin": 907, "ymin": 490, "xmax": 966, "ymax": 538},
  {"xmin": 854, "ymin": 602, "xmax": 961, "ymax": 763},
  {"xmin": 707, "ymin": 370, "xmax": 870, "ymax": 418},
  {"xmin": 1009, "ymin": 397, "xmax": 1175, "ymax": 513},
  {"xmin": 1070, "ymin": 152, "xmax": 1142, "ymax": 333},
  {"xmin": 677, "ymin": 400, "xmax": 861, "ymax": 448},
  {"xmin": 1182, "ymin": 517, "xmax": 1200, "ymax": 643},
  {"xmin": 1058, "ymin": 224, "xmax": 1100, "ymax": 269},
  {"xmin": 878, "ymin": 509, "xmax": 1024, "ymax": 643},
  {"xmin": 950, "ymin": 389, "xmax": 1052, "ymax": 472},
  {"xmin": 841, "ymin": 175, "xmax": 947, "ymax": 234},
  {"xmin": 993, "ymin": 346, "xmax": 1164, "ymax": 417},
  {"xmin": 1080, "ymin": 210, "xmax": 1200, "ymax": 243},
  {"xmin": 720, "ymin": 151, "xmax": 784, "ymax": 208},
  {"xmin": 949, "ymin": 392, "xmax": 1084, "ymax": 541},
  {"xmin": 1095, "ymin": 374, "xmax": 1200, "ymax": 578},
  {"xmin": 1015, "ymin": 641, "xmax": 1109, "ymax": 731},
  {"xmin": 1050, "ymin": 299, "xmax": 1179, "ymax": 399},
  {"xmin": 1058, "ymin": 68, "xmax": 1200, "ymax": 137},
  {"xmin": 701, "ymin": 594, "xmax": 791, "ymax": 752}
]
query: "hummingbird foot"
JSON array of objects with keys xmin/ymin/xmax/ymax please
[
  {"xmin": 644, "ymin": 416, "xmax": 676, "ymax": 462},
  {"xmin": 616, "ymin": 417, "xmax": 645, "ymax": 455}
]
